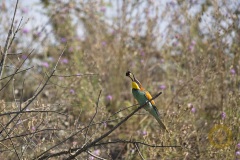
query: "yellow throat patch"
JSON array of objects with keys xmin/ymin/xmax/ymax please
[{"xmin": 132, "ymin": 81, "xmax": 140, "ymax": 90}]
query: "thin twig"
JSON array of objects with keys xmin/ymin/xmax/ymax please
[
  {"xmin": 19, "ymin": 78, "xmax": 25, "ymax": 110},
  {"xmin": 54, "ymin": 46, "xmax": 66, "ymax": 70},
  {"xmin": 10, "ymin": 79, "xmax": 30, "ymax": 158},
  {"xmin": 0, "ymin": 46, "xmax": 66, "ymax": 138},
  {"xmin": 37, "ymin": 137, "xmax": 180, "ymax": 160},
  {"xmin": 86, "ymin": 150, "xmax": 107, "ymax": 160},
  {"xmin": 95, "ymin": 139, "xmax": 181, "ymax": 148},
  {"xmin": 34, "ymin": 117, "xmax": 125, "ymax": 160},
  {"xmin": 0, "ymin": 50, "xmax": 34, "ymax": 91},
  {"xmin": 65, "ymin": 92, "xmax": 162, "ymax": 160},
  {"xmin": 0, "ymin": 123, "xmax": 21, "ymax": 160},
  {"xmin": 0, "ymin": 110, "xmax": 68, "ymax": 117},
  {"xmin": 0, "ymin": 0, "xmax": 19, "ymax": 79},
  {"xmin": 52, "ymin": 73, "xmax": 98, "ymax": 77},
  {"xmin": 84, "ymin": 90, "xmax": 102, "ymax": 145},
  {"xmin": 34, "ymin": 126, "xmax": 97, "ymax": 159},
  {"xmin": 8, "ymin": 17, "xmax": 23, "ymax": 51},
  {"xmin": 6, "ymin": 53, "xmax": 23, "ymax": 55},
  {"xmin": 0, "ymin": 128, "xmax": 62, "ymax": 142},
  {"xmin": 12, "ymin": 78, "xmax": 19, "ymax": 110},
  {"xmin": 21, "ymin": 118, "xmax": 45, "ymax": 157},
  {"xmin": 36, "ymin": 92, "xmax": 162, "ymax": 160},
  {"xmin": 0, "ymin": 66, "xmax": 34, "ymax": 81},
  {"xmin": 109, "ymin": 104, "xmax": 138, "ymax": 118},
  {"xmin": 135, "ymin": 143, "xmax": 145, "ymax": 160},
  {"xmin": 44, "ymin": 81, "xmax": 69, "ymax": 89}
]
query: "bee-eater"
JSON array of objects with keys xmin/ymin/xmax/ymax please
[{"xmin": 126, "ymin": 71, "xmax": 167, "ymax": 130}]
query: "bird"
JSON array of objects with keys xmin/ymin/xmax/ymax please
[{"xmin": 126, "ymin": 71, "xmax": 167, "ymax": 131}]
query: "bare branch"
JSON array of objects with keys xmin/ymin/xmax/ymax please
[
  {"xmin": 7, "ymin": 17, "xmax": 23, "ymax": 51},
  {"xmin": 135, "ymin": 143, "xmax": 145, "ymax": 160},
  {"xmin": 0, "ymin": 0, "xmax": 19, "ymax": 79},
  {"xmin": 109, "ymin": 104, "xmax": 138, "ymax": 118},
  {"xmin": 34, "ymin": 118, "xmax": 125, "ymax": 159},
  {"xmin": 6, "ymin": 53, "xmax": 23, "ymax": 55},
  {"xmin": 52, "ymin": 73, "xmax": 98, "ymax": 77},
  {"xmin": 66, "ymin": 92, "xmax": 162, "ymax": 159},
  {"xmin": 37, "ymin": 136, "xmax": 181, "ymax": 160},
  {"xmin": 0, "ymin": 66, "xmax": 33, "ymax": 81},
  {"xmin": 0, "ymin": 46, "xmax": 66, "ymax": 138},
  {"xmin": 0, "ymin": 123, "xmax": 20, "ymax": 160},
  {"xmin": 0, "ymin": 110, "xmax": 68, "ymax": 117},
  {"xmin": 84, "ymin": 90, "xmax": 102, "ymax": 145},
  {"xmin": 95, "ymin": 139, "xmax": 181, "ymax": 148},
  {"xmin": 39, "ymin": 92, "xmax": 162, "ymax": 160},
  {"xmin": 0, "ymin": 50, "xmax": 34, "ymax": 92},
  {"xmin": 86, "ymin": 150, "xmax": 107, "ymax": 160},
  {"xmin": 0, "ymin": 128, "xmax": 62, "ymax": 142}
]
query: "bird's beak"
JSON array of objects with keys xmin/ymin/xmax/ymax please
[{"xmin": 126, "ymin": 71, "xmax": 134, "ymax": 81}]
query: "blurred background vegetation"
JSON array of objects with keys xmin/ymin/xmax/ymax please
[{"xmin": 0, "ymin": 0, "xmax": 239, "ymax": 159}]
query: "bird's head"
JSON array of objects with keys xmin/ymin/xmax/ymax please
[{"xmin": 126, "ymin": 71, "xmax": 141, "ymax": 90}]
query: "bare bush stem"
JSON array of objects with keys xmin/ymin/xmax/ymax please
[
  {"xmin": 0, "ymin": 47, "xmax": 66, "ymax": 138},
  {"xmin": 0, "ymin": 0, "xmax": 19, "ymax": 79},
  {"xmin": 37, "ymin": 92, "xmax": 162, "ymax": 159}
]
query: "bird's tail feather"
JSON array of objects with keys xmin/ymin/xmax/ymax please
[
  {"xmin": 152, "ymin": 106, "xmax": 168, "ymax": 132},
  {"xmin": 156, "ymin": 117, "xmax": 168, "ymax": 132}
]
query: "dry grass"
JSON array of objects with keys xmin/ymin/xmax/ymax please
[{"xmin": 0, "ymin": 0, "xmax": 239, "ymax": 159}]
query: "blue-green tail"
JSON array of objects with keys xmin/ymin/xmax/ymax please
[{"xmin": 151, "ymin": 105, "xmax": 168, "ymax": 131}]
